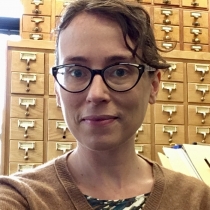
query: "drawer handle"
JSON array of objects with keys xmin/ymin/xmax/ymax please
[
  {"xmin": 190, "ymin": 28, "xmax": 202, "ymax": 36},
  {"xmin": 162, "ymin": 42, "xmax": 173, "ymax": 50},
  {"xmin": 196, "ymin": 127, "xmax": 209, "ymax": 143},
  {"xmin": 192, "ymin": 37, "xmax": 200, "ymax": 43},
  {"xmin": 163, "ymin": 125, "xmax": 177, "ymax": 143},
  {"xmin": 162, "ymin": 105, "xmax": 177, "ymax": 122},
  {"xmin": 191, "ymin": 12, "xmax": 202, "ymax": 19},
  {"xmin": 195, "ymin": 64, "xmax": 209, "ymax": 81},
  {"xmin": 196, "ymin": 84, "xmax": 209, "ymax": 101},
  {"xmin": 191, "ymin": 45, "xmax": 202, "ymax": 52},
  {"xmin": 56, "ymin": 121, "xmax": 68, "ymax": 139},
  {"xmin": 20, "ymin": 52, "xmax": 37, "ymax": 71},
  {"xmin": 31, "ymin": 17, "xmax": 44, "ymax": 24},
  {"xmin": 161, "ymin": 26, "xmax": 173, "ymax": 41},
  {"xmin": 20, "ymin": 73, "xmax": 37, "ymax": 92},
  {"xmin": 18, "ymin": 120, "xmax": 35, "ymax": 138},
  {"xmin": 29, "ymin": 33, "xmax": 43, "ymax": 40},
  {"xmin": 196, "ymin": 106, "xmax": 210, "ymax": 124},
  {"xmin": 135, "ymin": 145, "xmax": 144, "ymax": 154},
  {"xmin": 191, "ymin": 1, "xmax": 199, "ymax": 7},
  {"xmin": 33, "ymin": 26, "xmax": 42, "ymax": 32},
  {"xmin": 18, "ymin": 142, "xmax": 35, "ymax": 160},
  {"xmin": 167, "ymin": 63, "xmax": 177, "ymax": 79},
  {"xmin": 162, "ymin": 82, "xmax": 176, "ymax": 99},
  {"xmin": 56, "ymin": 143, "xmax": 72, "ymax": 154},
  {"xmin": 134, "ymin": 125, "xmax": 143, "ymax": 142},
  {"xmin": 18, "ymin": 164, "xmax": 35, "ymax": 172},
  {"xmin": 32, "ymin": 8, "xmax": 41, "ymax": 15},
  {"xmin": 31, "ymin": 0, "xmax": 43, "ymax": 6},
  {"xmin": 192, "ymin": 21, "xmax": 200, "ymax": 27},
  {"xmin": 19, "ymin": 98, "xmax": 36, "ymax": 116}
]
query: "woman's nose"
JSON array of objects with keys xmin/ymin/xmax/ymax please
[{"xmin": 86, "ymin": 74, "xmax": 111, "ymax": 104}]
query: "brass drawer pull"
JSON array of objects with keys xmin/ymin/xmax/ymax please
[
  {"xmin": 56, "ymin": 143, "xmax": 72, "ymax": 154},
  {"xmin": 167, "ymin": 63, "xmax": 177, "ymax": 79},
  {"xmin": 56, "ymin": 121, "xmax": 68, "ymax": 139},
  {"xmin": 31, "ymin": 0, "xmax": 43, "ymax": 6},
  {"xmin": 135, "ymin": 145, "xmax": 144, "ymax": 154},
  {"xmin": 195, "ymin": 64, "xmax": 209, "ymax": 81},
  {"xmin": 163, "ymin": 0, "xmax": 171, "ymax": 4},
  {"xmin": 162, "ymin": 82, "xmax": 177, "ymax": 99},
  {"xmin": 20, "ymin": 52, "xmax": 37, "ymax": 71},
  {"xmin": 20, "ymin": 73, "xmax": 37, "ymax": 92},
  {"xmin": 196, "ymin": 127, "xmax": 210, "ymax": 143},
  {"xmin": 18, "ymin": 120, "xmax": 35, "ymax": 138},
  {"xmin": 19, "ymin": 98, "xmax": 36, "ymax": 116},
  {"xmin": 196, "ymin": 84, "xmax": 209, "ymax": 101},
  {"xmin": 196, "ymin": 106, "xmax": 210, "ymax": 124},
  {"xmin": 162, "ymin": 105, "xmax": 177, "ymax": 122},
  {"xmin": 163, "ymin": 125, "xmax": 177, "ymax": 143},
  {"xmin": 191, "ymin": 1, "xmax": 199, "ymax": 6},
  {"xmin": 191, "ymin": 45, "xmax": 202, "ymax": 52},
  {"xmin": 29, "ymin": 33, "xmax": 43, "ymax": 40},
  {"xmin": 18, "ymin": 142, "xmax": 35, "ymax": 160}
]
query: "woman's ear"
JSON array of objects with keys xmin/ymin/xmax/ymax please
[
  {"xmin": 55, "ymin": 83, "xmax": 61, "ymax": 107},
  {"xmin": 149, "ymin": 70, "xmax": 161, "ymax": 104}
]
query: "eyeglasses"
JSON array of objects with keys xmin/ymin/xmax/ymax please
[{"xmin": 51, "ymin": 63, "xmax": 156, "ymax": 93}]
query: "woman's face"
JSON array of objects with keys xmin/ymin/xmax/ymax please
[{"xmin": 56, "ymin": 12, "xmax": 160, "ymax": 151}]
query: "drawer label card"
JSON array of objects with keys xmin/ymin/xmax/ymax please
[
  {"xmin": 196, "ymin": 106, "xmax": 210, "ymax": 124},
  {"xmin": 135, "ymin": 145, "xmax": 144, "ymax": 154},
  {"xmin": 31, "ymin": 0, "xmax": 43, "ymax": 6},
  {"xmin": 56, "ymin": 142, "xmax": 72, "ymax": 154},
  {"xmin": 18, "ymin": 164, "xmax": 35, "ymax": 172},
  {"xmin": 196, "ymin": 127, "xmax": 210, "ymax": 143},
  {"xmin": 18, "ymin": 142, "xmax": 35, "ymax": 160},
  {"xmin": 163, "ymin": 125, "xmax": 177, "ymax": 143}
]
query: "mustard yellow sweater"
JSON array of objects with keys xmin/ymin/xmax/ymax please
[{"xmin": 0, "ymin": 153, "xmax": 210, "ymax": 210}]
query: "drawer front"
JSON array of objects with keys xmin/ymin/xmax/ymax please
[
  {"xmin": 11, "ymin": 72, "xmax": 44, "ymax": 95},
  {"xmin": 135, "ymin": 144, "xmax": 151, "ymax": 159},
  {"xmin": 188, "ymin": 83, "xmax": 210, "ymax": 103},
  {"xmin": 155, "ymin": 124, "xmax": 185, "ymax": 145},
  {"xmin": 154, "ymin": 7, "xmax": 180, "ymax": 25},
  {"xmin": 154, "ymin": 0, "xmax": 180, "ymax": 6},
  {"xmin": 188, "ymin": 105, "xmax": 210, "ymax": 125},
  {"xmin": 21, "ymin": 0, "xmax": 52, "ymax": 16},
  {"xmin": 183, "ymin": 27, "xmax": 209, "ymax": 44},
  {"xmin": 183, "ymin": 10, "xmax": 209, "ymax": 28},
  {"xmin": 47, "ymin": 141, "xmax": 77, "ymax": 161},
  {"xmin": 10, "ymin": 96, "xmax": 44, "ymax": 119},
  {"xmin": 22, "ymin": 15, "xmax": 51, "ymax": 33},
  {"xmin": 188, "ymin": 125, "xmax": 210, "ymax": 144},
  {"xmin": 161, "ymin": 62, "xmax": 184, "ymax": 82},
  {"xmin": 154, "ymin": 24, "xmax": 180, "ymax": 42},
  {"xmin": 11, "ymin": 51, "xmax": 44, "ymax": 73},
  {"xmin": 183, "ymin": 43, "xmax": 209, "ymax": 52},
  {"xmin": 9, "ymin": 140, "xmax": 43, "ymax": 162},
  {"xmin": 9, "ymin": 162, "xmax": 41, "ymax": 175},
  {"xmin": 21, "ymin": 32, "xmax": 51, "ymax": 41},
  {"xmin": 157, "ymin": 81, "xmax": 184, "ymax": 102},
  {"xmin": 135, "ymin": 124, "xmax": 151, "ymax": 144},
  {"xmin": 156, "ymin": 41, "xmax": 180, "ymax": 51},
  {"xmin": 10, "ymin": 118, "xmax": 43, "ymax": 140},
  {"xmin": 187, "ymin": 63, "xmax": 210, "ymax": 83},
  {"xmin": 154, "ymin": 103, "xmax": 184, "ymax": 124},
  {"xmin": 48, "ymin": 120, "xmax": 76, "ymax": 141},
  {"xmin": 49, "ymin": 74, "xmax": 56, "ymax": 96},
  {"xmin": 48, "ymin": 98, "xmax": 63, "ymax": 120},
  {"xmin": 182, "ymin": 0, "xmax": 208, "ymax": 9}
]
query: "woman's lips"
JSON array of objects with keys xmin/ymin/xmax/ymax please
[{"xmin": 81, "ymin": 115, "xmax": 118, "ymax": 125}]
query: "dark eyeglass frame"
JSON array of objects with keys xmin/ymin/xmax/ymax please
[{"xmin": 51, "ymin": 62, "xmax": 156, "ymax": 93}]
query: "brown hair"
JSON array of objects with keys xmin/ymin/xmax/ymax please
[{"xmin": 55, "ymin": 0, "xmax": 170, "ymax": 69}]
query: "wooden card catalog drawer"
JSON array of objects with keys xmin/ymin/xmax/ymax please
[
  {"xmin": 183, "ymin": 11, "xmax": 209, "ymax": 28},
  {"xmin": 188, "ymin": 105, "xmax": 210, "ymax": 125},
  {"xmin": 135, "ymin": 144, "xmax": 151, "ymax": 159},
  {"xmin": 22, "ymin": 15, "xmax": 51, "ymax": 33},
  {"xmin": 9, "ymin": 162, "xmax": 41, "ymax": 175},
  {"xmin": 157, "ymin": 81, "xmax": 184, "ymax": 102},
  {"xmin": 183, "ymin": 44, "xmax": 209, "ymax": 52},
  {"xmin": 49, "ymin": 74, "xmax": 55, "ymax": 96},
  {"xmin": 48, "ymin": 98, "xmax": 63, "ymax": 120},
  {"xmin": 155, "ymin": 124, "xmax": 185, "ymax": 145},
  {"xmin": 154, "ymin": 0, "xmax": 180, "ymax": 6},
  {"xmin": 21, "ymin": 0, "xmax": 52, "ymax": 16},
  {"xmin": 154, "ymin": 24, "xmax": 180, "ymax": 42},
  {"xmin": 11, "ymin": 51, "xmax": 44, "ymax": 73},
  {"xmin": 134, "ymin": 124, "xmax": 151, "ymax": 144},
  {"xmin": 48, "ymin": 120, "xmax": 76, "ymax": 141},
  {"xmin": 188, "ymin": 83, "xmax": 210, "ymax": 103},
  {"xmin": 182, "ymin": 0, "xmax": 208, "ymax": 9},
  {"xmin": 10, "ymin": 118, "xmax": 43, "ymax": 140},
  {"xmin": 183, "ymin": 27, "xmax": 208, "ymax": 44},
  {"xmin": 161, "ymin": 62, "xmax": 184, "ymax": 82},
  {"xmin": 187, "ymin": 63, "xmax": 209, "ymax": 83},
  {"xmin": 11, "ymin": 72, "xmax": 44, "ymax": 95},
  {"xmin": 47, "ymin": 141, "xmax": 77, "ymax": 161},
  {"xmin": 188, "ymin": 126, "xmax": 210, "ymax": 144},
  {"xmin": 9, "ymin": 140, "xmax": 43, "ymax": 162},
  {"xmin": 154, "ymin": 104, "xmax": 184, "ymax": 124},
  {"xmin": 10, "ymin": 96, "xmax": 44, "ymax": 119},
  {"xmin": 156, "ymin": 41, "xmax": 180, "ymax": 51},
  {"xmin": 154, "ymin": 8, "xmax": 180, "ymax": 25}
]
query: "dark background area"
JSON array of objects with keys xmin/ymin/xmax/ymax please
[{"xmin": 0, "ymin": 17, "xmax": 20, "ymax": 35}]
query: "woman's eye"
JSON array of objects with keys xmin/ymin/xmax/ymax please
[
  {"xmin": 114, "ymin": 68, "xmax": 127, "ymax": 77},
  {"xmin": 71, "ymin": 69, "xmax": 83, "ymax": 77}
]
